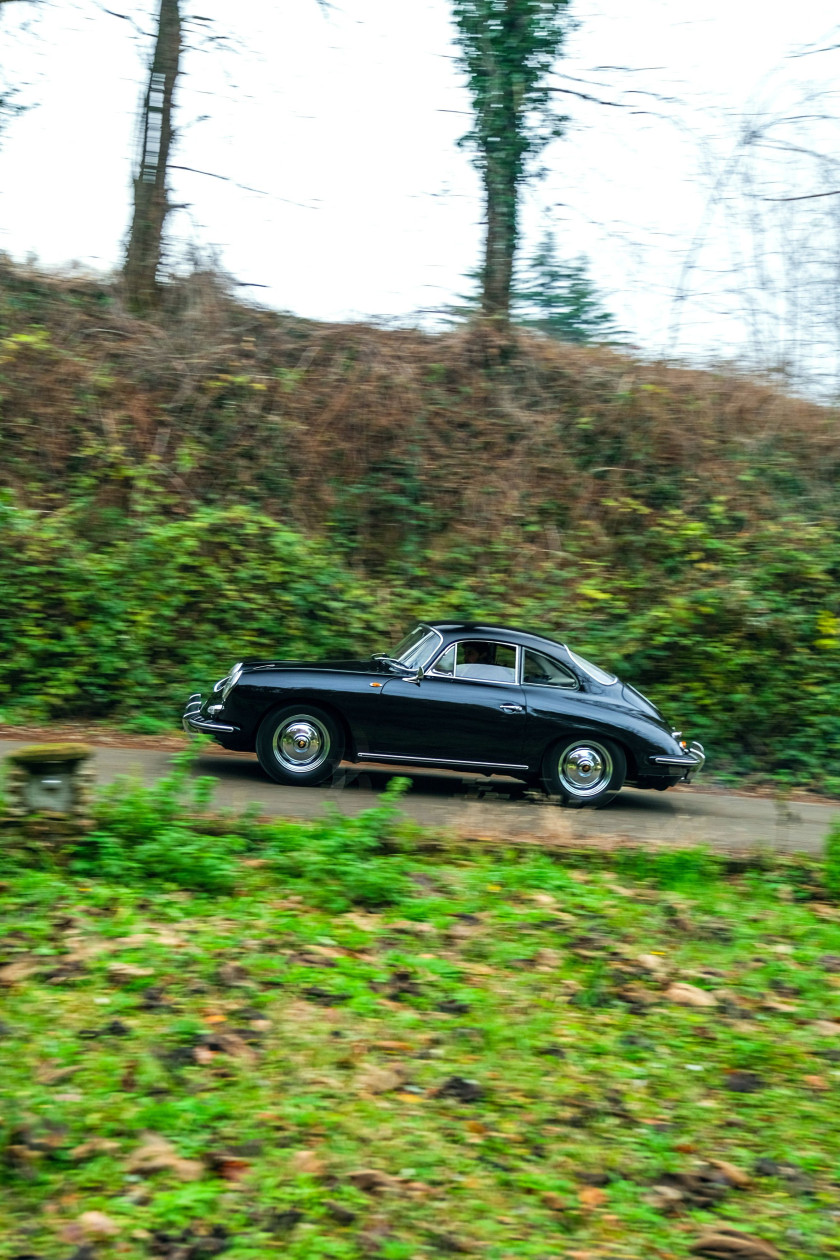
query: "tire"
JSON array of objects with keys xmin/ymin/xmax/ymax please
[
  {"xmin": 256, "ymin": 705, "xmax": 344, "ymax": 786},
  {"xmin": 542, "ymin": 736, "xmax": 626, "ymax": 808}
]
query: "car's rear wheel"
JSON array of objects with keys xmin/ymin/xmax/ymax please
[
  {"xmin": 542, "ymin": 736, "xmax": 625, "ymax": 808},
  {"xmin": 256, "ymin": 705, "xmax": 344, "ymax": 786}
]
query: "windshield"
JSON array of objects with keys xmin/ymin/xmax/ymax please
[
  {"xmin": 567, "ymin": 648, "xmax": 617, "ymax": 686},
  {"xmin": 389, "ymin": 624, "xmax": 443, "ymax": 669}
]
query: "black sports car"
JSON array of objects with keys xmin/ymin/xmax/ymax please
[{"xmin": 183, "ymin": 621, "xmax": 705, "ymax": 807}]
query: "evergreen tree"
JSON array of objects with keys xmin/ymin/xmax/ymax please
[{"xmin": 516, "ymin": 231, "xmax": 618, "ymax": 342}]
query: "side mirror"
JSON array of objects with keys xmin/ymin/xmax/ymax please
[{"xmin": 414, "ymin": 665, "xmax": 424, "ymax": 685}]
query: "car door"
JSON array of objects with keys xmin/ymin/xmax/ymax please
[{"xmin": 373, "ymin": 640, "xmax": 528, "ymax": 770}]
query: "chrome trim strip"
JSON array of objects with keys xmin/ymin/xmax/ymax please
[
  {"xmin": 651, "ymin": 741, "xmax": 705, "ymax": 774},
  {"xmin": 651, "ymin": 755, "xmax": 702, "ymax": 765},
  {"xmin": 359, "ymin": 753, "xmax": 530, "ymax": 771},
  {"xmin": 183, "ymin": 713, "xmax": 238, "ymax": 735}
]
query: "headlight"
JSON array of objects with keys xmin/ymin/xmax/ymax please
[{"xmin": 221, "ymin": 662, "xmax": 244, "ymax": 701}]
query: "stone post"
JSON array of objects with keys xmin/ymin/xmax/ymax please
[{"xmin": 3, "ymin": 744, "xmax": 95, "ymax": 859}]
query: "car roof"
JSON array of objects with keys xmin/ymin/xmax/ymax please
[{"xmin": 424, "ymin": 621, "xmax": 569, "ymax": 654}]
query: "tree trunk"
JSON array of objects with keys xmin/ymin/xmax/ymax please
[
  {"xmin": 124, "ymin": 0, "xmax": 181, "ymax": 316},
  {"xmin": 482, "ymin": 161, "xmax": 518, "ymax": 320},
  {"xmin": 478, "ymin": 0, "xmax": 526, "ymax": 323}
]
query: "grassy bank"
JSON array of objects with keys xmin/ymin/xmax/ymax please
[{"xmin": 2, "ymin": 776, "xmax": 840, "ymax": 1258}]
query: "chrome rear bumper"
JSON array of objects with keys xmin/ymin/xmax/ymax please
[
  {"xmin": 650, "ymin": 740, "xmax": 706, "ymax": 782},
  {"xmin": 182, "ymin": 693, "xmax": 238, "ymax": 736}
]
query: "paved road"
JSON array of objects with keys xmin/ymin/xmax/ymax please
[{"xmin": 2, "ymin": 738, "xmax": 836, "ymax": 854}]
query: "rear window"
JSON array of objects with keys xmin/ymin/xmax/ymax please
[
  {"xmin": 522, "ymin": 649, "xmax": 578, "ymax": 689},
  {"xmin": 566, "ymin": 648, "xmax": 617, "ymax": 686}
]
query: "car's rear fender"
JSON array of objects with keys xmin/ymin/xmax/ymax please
[{"xmin": 539, "ymin": 728, "xmax": 638, "ymax": 781}]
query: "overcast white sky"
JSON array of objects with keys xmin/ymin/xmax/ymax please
[{"xmin": 1, "ymin": 0, "xmax": 839, "ymax": 379}]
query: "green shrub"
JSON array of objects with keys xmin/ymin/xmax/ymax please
[
  {"xmin": 824, "ymin": 816, "xmax": 840, "ymax": 900},
  {"xmin": 262, "ymin": 778, "xmax": 414, "ymax": 911},
  {"xmin": 613, "ymin": 845, "xmax": 721, "ymax": 890},
  {"xmin": 1, "ymin": 494, "xmax": 839, "ymax": 791},
  {"xmin": 0, "ymin": 500, "xmax": 380, "ymax": 719},
  {"xmin": 70, "ymin": 753, "xmax": 244, "ymax": 892}
]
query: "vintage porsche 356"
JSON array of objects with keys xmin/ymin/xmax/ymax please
[{"xmin": 183, "ymin": 621, "xmax": 704, "ymax": 807}]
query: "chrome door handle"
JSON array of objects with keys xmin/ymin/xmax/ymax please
[{"xmin": 499, "ymin": 703, "xmax": 524, "ymax": 713}]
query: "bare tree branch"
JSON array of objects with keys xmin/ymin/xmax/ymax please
[
  {"xmin": 169, "ymin": 164, "xmax": 268, "ymax": 196},
  {"xmin": 762, "ymin": 189, "xmax": 840, "ymax": 202}
]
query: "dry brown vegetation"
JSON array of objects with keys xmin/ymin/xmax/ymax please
[{"xmin": 2, "ymin": 258, "xmax": 838, "ymax": 561}]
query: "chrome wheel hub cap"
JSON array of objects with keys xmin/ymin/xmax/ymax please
[
  {"xmin": 559, "ymin": 743, "xmax": 612, "ymax": 797},
  {"xmin": 273, "ymin": 717, "xmax": 330, "ymax": 773}
]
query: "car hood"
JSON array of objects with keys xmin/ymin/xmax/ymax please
[{"xmin": 239, "ymin": 658, "xmax": 386, "ymax": 675}]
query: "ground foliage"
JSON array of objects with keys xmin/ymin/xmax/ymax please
[
  {"xmin": 1, "ymin": 261, "xmax": 840, "ymax": 788},
  {"xmin": 1, "ymin": 776, "xmax": 840, "ymax": 1259}
]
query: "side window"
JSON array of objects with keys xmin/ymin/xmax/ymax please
[
  {"xmin": 455, "ymin": 641, "xmax": 517, "ymax": 683},
  {"xmin": 522, "ymin": 648, "xmax": 578, "ymax": 689},
  {"xmin": 431, "ymin": 644, "xmax": 456, "ymax": 676}
]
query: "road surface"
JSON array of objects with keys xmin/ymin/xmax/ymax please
[{"xmin": 1, "ymin": 738, "xmax": 836, "ymax": 854}]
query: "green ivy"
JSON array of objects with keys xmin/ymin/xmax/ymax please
[{"xmin": 1, "ymin": 497, "xmax": 839, "ymax": 792}]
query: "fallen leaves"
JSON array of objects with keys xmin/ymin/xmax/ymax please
[
  {"xmin": 3, "ymin": 848, "xmax": 839, "ymax": 1260},
  {"xmin": 289, "ymin": 1149, "xmax": 327, "ymax": 1178},
  {"xmin": 647, "ymin": 1159, "xmax": 753, "ymax": 1213},
  {"xmin": 216, "ymin": 960, "xmax": 251, "ymax": 986},
  {"xmin": 194, "ymin": 1029, "xmax": 257, "ymax": 1064},
  {"xmin": 70, "ymin": 1137, "xmax": 120, "ymax": 1161},
  {"xmin": 0, "ymin": 959, "xmax": 40, "ymax": 985},
  {"xmin": 71, "ymin": 1210, "xmax": 120, "ymax": 1242},
  {"xmin": 637, "ymin": 952, "xmax": 669, "ymax": 977},
  {"xmin": 36, "ymin": 1062, "xmax": 81, "ymax": 1085},
  {"xmin": 812, "ymin": 1019, "xmax": 840, "ymax": 1036},
  {"xmin": 723, "ymin": 1071, "xmax": 766, "ymax": 1093},
  {"xmin": 578, "ymin": 1185, "xmax": 608, "ymax": 1209},
  {"xmin": 434, "ymin": 1076, "xmax": 485, "ymax": 1103},
  {"xmin": 689, "ymin": 1226, "xmax": 781, "ymax": 1259},
  {"xmin": 208, "ymin": 1152, "xmax": 254, "ymax": 1182},
  {"xmin": 372, "ymin": 1038, "xmax": 414, "ymax": 1053},
  {"xmin": 325, "ymin": 1200, "xmax": 357, "ymax": 1224},
  {"xmin": 5, "ymin": 1122, "xmax": 68, "ymax": 1173},
  {"xmin": 125, "ymin": 1133, "xmax": 204, "ymax": 1181},
  {"xmin": 354, "ymin": 1063, "xmax": 406, "ymax": 1094},
  {"xmin": 346, "ymin": 1167, "xmax": 399, "ymax": 1194},
  {"xmin": 107, "ymin": 961, "xmax": 154, "ymax": 981},
  {"xmin": 801, "ymin": 1073, "xmax": 830, "ymax": 1090},
  {"xmin": 706, "ymin": 1159, "xmax": 752, "ymax": 1189},
  {"xmin": 665, "ymin": 982, "xmax": 718, "ymax": 1008},
  {"xmin": 541, "ymin": 1191, "xmax": 568, "ymax": 1212}
]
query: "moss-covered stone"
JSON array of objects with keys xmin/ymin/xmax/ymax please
[{"xmin": 6, "ymin": 743, "xmax": 92, "ymax": 766}]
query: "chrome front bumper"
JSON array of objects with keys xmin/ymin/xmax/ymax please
[
  {"xmin": 650, "ymin": 740, "xmax": 706, "ymax": 782},
  {"xmin": 182, "ymin": 693, "xmax": 238, "ymax": 736}
]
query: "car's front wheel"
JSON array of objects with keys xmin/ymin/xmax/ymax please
[
  {"xmin": 542, "ymin": 736, "xmax": 625, "ymax": 808},
  {"xmin": 256, "ymin": 705, "xmax": 344, "ymax": 786}
]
